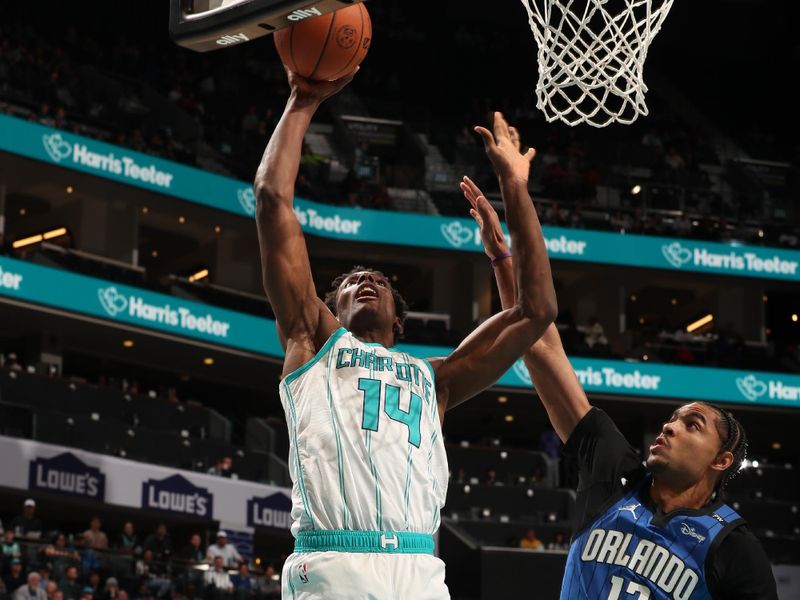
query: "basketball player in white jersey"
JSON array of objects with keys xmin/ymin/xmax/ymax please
[{"xmin": 254, "ymin": 68, "xmax": 557, "ymax": 599}]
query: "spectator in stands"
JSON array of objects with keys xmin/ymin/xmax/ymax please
[
  {"xmin": 42, "ymin": 533, "xmax": 80, "ymax": 581},
  {"xmin": 78, "ymin": 587, "xmax": 93, "ymax": 600},
  {"xmin": 207, "ymin": 457, "xmax": 235, "ymax": 479},
  {"xmin": 547, "ymin": 531, "xmax": 569, "ymax": 551},
  {"xmin": 57, "ymin": 566, "xmax": 81, "ymax": 600},
  {"xmin": 176, "ymin": 534, "xmax": 205, "ymax": 596},
  {"xmin": 3, "ymin": 353, "xmax": 23, "ymax": 371},
  {"xmin": 36, "ymin": 566, "xmax": 53, "ymax": 593},
  {"xmin": 641, "ymin": 128, "xmax": 664, "ymax": 154},
  {"xmin": 453, "ymin": 467, "xmax": 466, "ymax": 484},
  {"xmin": 142, "ymin": 525, "xmax": 171, "ymax": 562},
  {"xmin": 259, "ymin": 564, "xmax": 280, "ymax": 600},
  {"xmin": 102, "ymin": 578, "xmax": 120, "ymax": 600},
  {"xmin": 205, "ymin": 532, "xmax": 241, "ymax": 568},
  {"xmin": 484, "ymin": 467, "xmax": 498, "ymax": 486},
  {"xmin": 578, "ymin": 317, "xmax": 609, "ymax": 354},
  {"xmin": 52, "ymin": 592, "xmax": 64, "ymax": 600},
  {"xmin": 231, "ymin": 563, "xmax": 255, "ymax": 600},
  {"xmin": 135, "ymin": 549, "xmax": 171, "ymax": 598},
  {"xmin": 115, "ymin": 523, "xmax": 140, "ymax": 556},
  {"xmin": 44, "ymin": 580, "xmax": 58, "ymax": 600},
  {"xmin": 664, "ymin": 147, "xmax": 686, "ymax": 182},
  {"xmin": 82, "ymin": 518, "xmax": 108, "ymax": 551},
  {"xmin": 178, "ymin": 534, "xmax": 204, "ymax": 564},
  {"xmin": 518, "ymin": 529, "xmax": 544, "ymax": 551},
  {"xmin": 2, "ymin": 530, "xmax": 22, "ymax": 560},
  {"xmin": 9, "ymin": 500, "xmax": 42, "ymax": 539},
  {"xmin": 3, "ymin": 561, "xmax": 27, "ymax": 598},
  {"xmin": 72, "ymin": 535, "xmax": 99, "ymax": 576},
  {"xmin": 13, "ymin": 572, "xmax": 47, "ymax": 600},
  {"xmin": 203, "ymin": 557, "xmax": 232, "ymax": 599},
  {"xmin": 84, "ymin": 573, "xmax": 101, "ymax": 599}
]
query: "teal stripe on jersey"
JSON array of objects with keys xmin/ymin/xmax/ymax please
[
  {"xmin": 422, "ymin": 358, "xmax": 437, "ymax": 386},
  {"xmin": 403, "ymin": 444, "xmax": 413, "ymax": 530},
  {"xmin": 282, "ymin": 382, "xmax": 316, "ymax": 529},
  {"xmin": 366, "ymin": 430, "xmax": 382, "ymax": 529},
  {"xmin": 368, "ymin": 361, "xmax": 382, "ymax": 530},
  {"xmin": 283, "ymin": 327, "xmax": 346, "ymax": 386},
  {"xmin": 427, "ymin": 429, "xmax": 440, "ymax": 533},
  {"xmin": 325, "ymin": 348, "xmax": 350, "ymax": 528}
]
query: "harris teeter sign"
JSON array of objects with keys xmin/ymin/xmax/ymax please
[
  {"xmin": 1, "ymin": 114, "xmax": 798, "ymax": 282},
  {"xmin": 0, "ymin": 255, "xmax": 798, "ymax": 408}
]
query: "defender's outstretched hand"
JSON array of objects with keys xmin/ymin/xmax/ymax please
[
  {"xmin": 287, "ymin": 66, "xmax": 359, "ymax": 108},
  {"xmin": 474, "ymin": 112, "xmax": 536, "ymax": 182},
  {"xmin": 460, "ymin": 176, "xmax": 508, "ymax": 260}
]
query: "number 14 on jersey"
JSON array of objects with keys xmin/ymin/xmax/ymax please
[{"xmin": 358, "ymin": 377, "xmax": 422, "ymax": 448}]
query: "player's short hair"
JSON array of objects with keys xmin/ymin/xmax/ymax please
[
  {"xmin": 698, "ymin": 402, "xmax": 748, "ymax": 495},
  {"xmin": 324, "ymin": 265, "xmax": 409, "ymax": 325}
]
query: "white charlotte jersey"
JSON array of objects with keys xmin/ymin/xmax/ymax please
[{"xmin": 279, "ymin": 327, "xmax": 448, "ymax": 536}]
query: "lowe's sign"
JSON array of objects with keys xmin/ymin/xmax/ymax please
[
  {"xmin": 1, "ymin": 254, "xmax": 799, "ymax": 408},
  {"xmin": 29, "ymin": 452, "xmax": 105, "ymax": 501},
  {"xmin": 142, "ymin": 474, "xmax": 213, "ymax": 517},
  {"xmin": 2, "ymin": 115, "xmax": 798, "ymax": 282}
]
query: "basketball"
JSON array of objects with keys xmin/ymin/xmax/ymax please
[{"xmin": 274, "ymin": 3, "xmax": 371, "ymax": 81}]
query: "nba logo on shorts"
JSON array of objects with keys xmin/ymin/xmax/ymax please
[{"xmin": 298, "ymin": 563, "xmax": 309, "ymax": 584}]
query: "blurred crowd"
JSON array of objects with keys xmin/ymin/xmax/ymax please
[
  {"xmin": 1, "ymin": 10, "xmax": 797, "ymax": 249},
  {"xmin": 0, "ymin": 501, "xmax": 279, "ymax": 600}
]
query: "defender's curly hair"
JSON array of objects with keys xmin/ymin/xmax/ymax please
[
  {"xmin": 324, "ymin": 266, "xmax": 409, "ymax": 340},
  {"xmin": 699, "ymin": 402, "xmax": 748, "ymax": 497}
]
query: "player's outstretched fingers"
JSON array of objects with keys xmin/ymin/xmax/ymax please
[
  {"xmin": 524, "ymin": 147, "xmax": 537, "ymax": 162},
  {"xmin": 462, "ymin": 176, "xmax": 483, "ymax": 202},
  {"xmin": 473, "ymin": 126, "xmax": 496, "ymax": 150},
  {"xmin": 493, "ymin": 111, "xmax": 511, "ymax": 143},
  {"xmin": 460, "ymin": 182, "xmax": 478, "ymax": 209},
  {"xmin": 509, "ymin": 126, "xmax": 521, "ymax": 152},
  {"xmin": 469, "ymin": 208, "xmax": 484, "ymax": 228}
]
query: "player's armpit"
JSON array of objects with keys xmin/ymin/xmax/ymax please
[{"xmin": 434, "ymin": 306, "xmax": 553, "ymax": 412}]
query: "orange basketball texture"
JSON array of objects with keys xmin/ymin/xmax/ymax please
[{"xmin": 274, "ymin": 3, "xmax": 371, "ymax": 81}]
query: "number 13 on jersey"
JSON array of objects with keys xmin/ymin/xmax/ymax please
[{"xmin": 358, "ymin": 377, "xmax": 422, "ymax": 447}]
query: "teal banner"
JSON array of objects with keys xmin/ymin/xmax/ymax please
[
  {"xmin": 2, "ymin": 114, "xmax": 799, "ymax": 282},
  {"xmin": 0, "ymin": 255, "xmax": 280, "ymax": 356},
  {"xmin": 1, "ymin": 256, "xmax": 798, "ymax": 408}
]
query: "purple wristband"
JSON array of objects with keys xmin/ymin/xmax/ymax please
[{"xmin": 491, "ymin": 251, "xmax": 512, "ymax": 266}]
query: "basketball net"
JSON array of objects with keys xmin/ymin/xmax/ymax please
[{"xmin": 520, "ymin": 0, "xmax": 674, "ymax": 127}]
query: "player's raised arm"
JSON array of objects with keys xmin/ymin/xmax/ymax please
[
  {"xmin": 462, "ymin": 175, "xmax": 591, "ymax": 442},
  {"xmin": 431, "ymin": 112, "xmax": 557, "ymax": 413},
  {"xmin": 254, "ymin": 69, "xmax": 354, "ymax": 365}
]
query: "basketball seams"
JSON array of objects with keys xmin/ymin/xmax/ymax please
[
  {"xmin": 275, "ymin": 3, "xmax": 370, "ymax": 81},
  {"xmin": 328, "ymin": 2, "xmax": 368, "ymax": 81},
  {"xmin": 287, "ymin": 25, "xmax": 299, "ymax": 74},
  {"xmin": 308, "ymin": 13, "xmax": 337, "ymax": 81}
]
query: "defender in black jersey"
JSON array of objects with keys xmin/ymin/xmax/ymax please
[{"xmin": 460, "ymin": 158, "xmax": 778, "ymax": 599}]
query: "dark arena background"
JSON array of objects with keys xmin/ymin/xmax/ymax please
[{"xmin": 0, "ymin": 0, "xmax": 798, "ymax": 598}]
